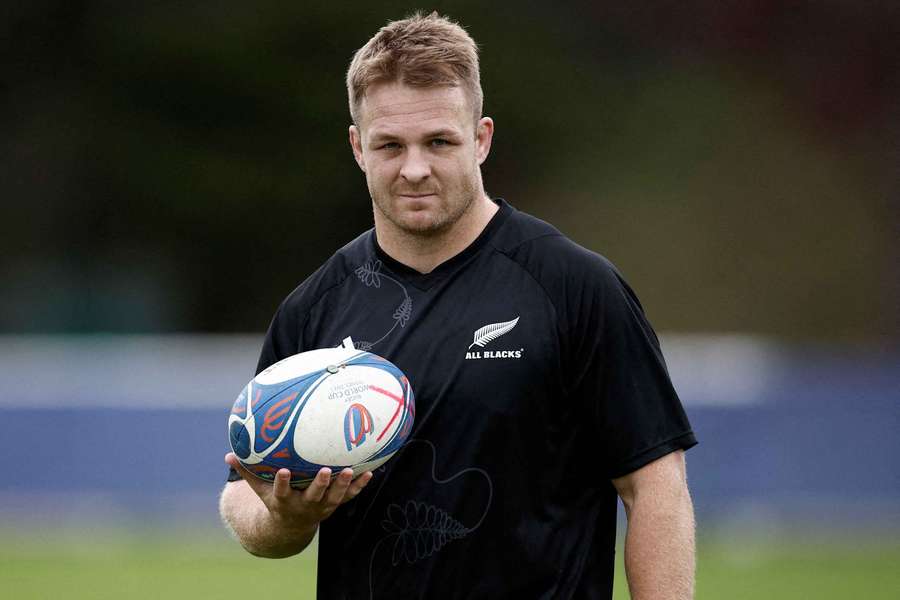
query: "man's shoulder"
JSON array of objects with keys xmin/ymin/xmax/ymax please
[
  {"xmin": 491, "ymin": 204, "xmax": 643, "ymax": 339},
  {"xmin": 279, "ymin": 229, "xmax": 373, "ymax": 314},
  {"xmin": 492, "ymin": 205, "xmax": 620, "ymax": 284}
]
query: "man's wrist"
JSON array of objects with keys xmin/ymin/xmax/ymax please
[{"xmin": 265, "ymin": 504, "xmax": 319, "ymax": 540}]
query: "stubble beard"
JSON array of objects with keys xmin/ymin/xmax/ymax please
[{"xmin": 370, "ymin": 175, "xmax": 479, "ymax": 238}]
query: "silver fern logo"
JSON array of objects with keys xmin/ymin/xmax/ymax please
[{"xmin": 465, "ymin": 316, "xmax": 524, "ymax": 360}]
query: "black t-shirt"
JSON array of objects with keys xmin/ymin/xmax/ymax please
[{"xmin": 231, "ymin": 199, "xmax": 697, "ymax": 599}]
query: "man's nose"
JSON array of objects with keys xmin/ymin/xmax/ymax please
[{"xmin": 399, "ymin": 146, "xmax": 430, "ymax": 183}]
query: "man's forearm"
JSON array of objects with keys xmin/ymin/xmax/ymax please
[
  {"xmin": 219, "ymin": 481, "xmax": 317, "ymax": 558},
  {"xmin": 622, "ymin": 485, "xmax": 696, "ymax": 599}
]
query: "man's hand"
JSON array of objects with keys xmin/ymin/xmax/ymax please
[
  {"xmin": 226, "ymin": 452, "xmax": 373, "ymax": 529},
  {"xmin": 221, "ymin": 452, "xmax": 373, "ymax": 558}
]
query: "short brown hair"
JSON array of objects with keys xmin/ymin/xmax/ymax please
[{"xmin": 346, "ymin": 12, "xmax": 483, "ymax": 127}]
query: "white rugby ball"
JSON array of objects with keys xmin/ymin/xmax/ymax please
[{"xmin": 228, "ymin": 347, "xmax": 415, "ymax": 487}]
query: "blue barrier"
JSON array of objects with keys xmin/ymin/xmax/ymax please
[{"xmin": 1, "ymin": 336, "xmax": 897, "ymax": 531}]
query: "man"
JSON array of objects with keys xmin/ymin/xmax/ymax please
[{"xmin": 220, "ymin": 12, "xmax": 697, "ymax": 599}]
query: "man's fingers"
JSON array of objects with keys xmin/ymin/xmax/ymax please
[
  {"xmin": 324, "ymin": 468, "xmax": 354, "ymax": 505},
  {"xmin": 303, "ymin": 468, "xmax": 332, "ymax": 503},
  {"xmin": 272, "ymin": 469, "xmax": 294, "ymax": 499},
  {"xmin": 227, "ymin": 454, "xmax": 368, "ymax": 518},
  {"xmin": 341, "ymin": 471, "xmax": 373, "ymax": 504}
]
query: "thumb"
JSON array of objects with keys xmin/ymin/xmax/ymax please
[
  {"xmin": 225, "ymin": 453, "xmax": 273, "ymax": 498},
  {"xmin": 225, "ymin": 452, "xmax": 256, "ymax": 479}
]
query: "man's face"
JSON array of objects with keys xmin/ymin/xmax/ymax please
[{"xmin": 349, "ymin": 82, "xmax": 493, "ymax": 237}]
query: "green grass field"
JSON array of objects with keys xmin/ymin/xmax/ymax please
[{"xmin": 2, "ymin": 527, "xmax": 898, "ymax": 599}]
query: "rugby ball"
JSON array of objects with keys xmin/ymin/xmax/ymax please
[{"xmin": 228, "ymin": 347, "xmax": 415, "ymax": 488}]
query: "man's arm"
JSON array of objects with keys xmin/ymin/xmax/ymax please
[
  {"xmin": 612, "ymin": 450, "xmax": 695, "ymax": 600},
  {"xmin": 219, "ymin": 453, "xmax": 373, "ymax": 558}
]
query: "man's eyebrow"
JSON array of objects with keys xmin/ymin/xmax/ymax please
[
  {"xmin": 368, "ymin": 130, "xmax": 396, "ymax": 141},
  {"xmin": 424, "ymin": 128, "xmax": 462, "ymax": 138},
  {"xmin": 368, "ymin": 128, "xmax": 463, "ymax": 142}
]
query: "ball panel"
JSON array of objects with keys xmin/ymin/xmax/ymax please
[
  {"xmin": 229, "ymin": 421, "xmax": 251, "ymax": 460},
  {"xmin": 370, "ymin": 378, "xmax": 415, "ymax": 459},
  {"xmin": 241, "ymin": 372, "xmax": 327, "ymax": 458},
  {"xmin": 229, "ymin": 385, "xmax": 250, "ymax": 418},
  {"xmin": 292, "ymin": 365, "xmax": 405, "ymax": 466},
  {"xmin": 251, "ymin": 386, "xmax": 302, "ymax": 455}
]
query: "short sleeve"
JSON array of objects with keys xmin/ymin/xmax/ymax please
[
  {"xmin": 564, "ymin": 255, "xmax": 696, "ymax": 479},
  {"xmin": 255, "ymin": 298, "xmax": 304, "ymax": 375}
]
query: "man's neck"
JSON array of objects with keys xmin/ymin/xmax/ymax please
[{"xmin": 375, "ymin": 195, "xmax": 499, "ymax": 274}]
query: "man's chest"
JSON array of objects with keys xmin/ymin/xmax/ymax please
[{"xmin": 301, "ymin": 261, "xmax": 562, "ymax": 419}]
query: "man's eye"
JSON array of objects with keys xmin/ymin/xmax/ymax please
[
  {"xmin": 380, "ymin": 142, "xmax": 400, "ymax": 150},
  {"xmin": 430, "ymin": 139, "xmax": 449, "ymax": 147}
]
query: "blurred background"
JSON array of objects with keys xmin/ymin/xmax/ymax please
[{"xmin": 1, "ymin": 1, "xmax": 897, "ymax": 598}]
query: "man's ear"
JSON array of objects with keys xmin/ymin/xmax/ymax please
[
  {"xmin": 349, "ymin": 125, "xmax": 366, "ymax": 173},
  {"xmin": 475, "ymin": 117, "xmax": 494, "ymax": 166}
]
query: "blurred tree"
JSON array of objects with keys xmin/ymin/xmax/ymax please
[{"xmin": 1, "ymin": 1, "xmax": 896, "ymax": 343}]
